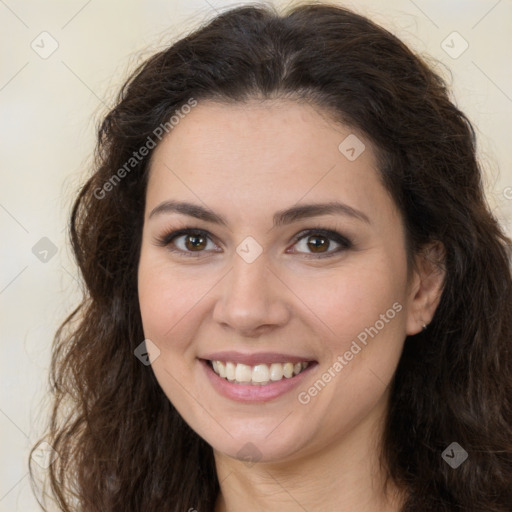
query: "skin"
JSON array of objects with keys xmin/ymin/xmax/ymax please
[{"xmin": 137, "ymin": 99, "xmax": 445, "ymax": 511}]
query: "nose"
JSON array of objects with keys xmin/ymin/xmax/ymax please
[{"xmin": 212, "ymin": 253, "xmax": 291, "ymax": 337}]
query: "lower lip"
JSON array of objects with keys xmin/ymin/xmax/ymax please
[{"xmin": 200, "ymin": 359, "xmax": 316, "ymax": 403}]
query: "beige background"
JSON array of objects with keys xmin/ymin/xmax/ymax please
[{"xmin": 1, "ymin": 0, "xmax": 511, "ymax": 510}]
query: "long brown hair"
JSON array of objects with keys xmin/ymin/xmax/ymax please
[{"xmin": 30, "ymin": 3, "xmax": 512, "ymax": 511}]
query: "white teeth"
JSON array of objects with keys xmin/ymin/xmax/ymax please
[
  {"xmin": 269, "ymin": 363, "xmax": 283, "ymax": 381},
  {"xmin": 217, "ymin": 361, "xmax": 226, "ymax": 378},
  {"xmin": 235, "ymin": 363, "xmax": 252, "ymax": 383},
  {"xmin": 283, "ymin": 362, "xmax": 294, "ymax": 378},
  {"xmin": 210, "ymin": 360, "xmax": 310, "ymax": 385},
  {"xmin": 225, "ymin": 362, "xmax": 236, "ymax": 381},
  {"xmin": 252, "ymin": 364, "xmax": 270, "ymax": 383}
]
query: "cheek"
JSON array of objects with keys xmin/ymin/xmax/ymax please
[
  {"xmin": 298, "ymin": 254, "xmax": 408, "ymax": 417},
  {"xmin": 327, "ymin": 260, "xmax": 407, "ymax": 369},
  {"xmin": 295, "ymin": 266, "xmax": 407, "ymax": 435},
  {"xmin": 302, "ymin": 257, "xmax": 407, "ymax": 345},
  {"xmin": 137, "ymin": 249, "xmax": 228, "ymax": 369},
  {"xmin": 138, "ymin": 250, "xmax": 200, "ymax": 350}
]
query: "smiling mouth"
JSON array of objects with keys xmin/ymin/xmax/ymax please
[{"xmin": 206, "ymin": 360, "xmax": 312, "ymax": 385}]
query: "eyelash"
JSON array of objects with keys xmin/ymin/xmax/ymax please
[{"xmin": 154, "ymin": 227, "xmax": 353, "ymax": 259}]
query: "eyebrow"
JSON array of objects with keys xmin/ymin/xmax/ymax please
[{"xmin": 148, "ymin": 200, "xmax": 371, "ymax": 226}]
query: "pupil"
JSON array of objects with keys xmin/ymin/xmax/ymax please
[
  {"xmin": 184, "ymin": 234, "xmax": 329, "ymax": 253},
  {"xmin": 187, "ymin": 234, "xmax": 206, "ymax": 251}
]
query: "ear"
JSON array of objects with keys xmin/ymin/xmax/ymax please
[{"xmin": 405, "ymin": 241, "xmax": 446, "ymax": 335}]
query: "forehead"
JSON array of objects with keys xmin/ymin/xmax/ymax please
[
  {"xmin": 150, "ymin": 98, "xmax": 372, "ymax": 171},
  {"xmin": 145, "ymin": 99, "xmax": 397, "ymax": 227}
]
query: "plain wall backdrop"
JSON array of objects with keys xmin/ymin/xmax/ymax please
[{"xmin": 1, "ymin": 0, "xmax": 511, "ymax": 510}]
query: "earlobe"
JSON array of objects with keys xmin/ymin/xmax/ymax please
[{"xmin": 405, "ymin": 241, "xmax": 446, "ymax": 335}]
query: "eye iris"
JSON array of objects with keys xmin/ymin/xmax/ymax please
[
  {"xmin": 185, "ymin": 234, "xmax": 207, "ymax": 251},
  {"xmin": 307, "ymin": 235, "xmax": 328, "ymax": 253},
  {"xmin": 174, "ymin": 232, "xmax": 337, "ymax": 254}
]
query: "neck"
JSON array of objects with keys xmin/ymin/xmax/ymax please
[{"xmin": 213, "ymin": 397, "xmax": 405, "ymax": 512}]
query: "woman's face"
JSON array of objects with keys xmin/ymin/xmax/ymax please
[{"xmin": 138, "ymin": 99, "xmax": 424, "ymax": 463}]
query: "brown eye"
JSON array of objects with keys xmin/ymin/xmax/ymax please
[
  {"xmin": 291, "ymin": 229, "xmax": 352, "ymax": 258},
  {"xmin": 157, "ymin": 227, "xmax": 351, "ymax": 259},
  {"xmin": 184, "ymin": 233, "xmax": 207, "ymax": 251},
  {"xmin": 306, "ymin": 235, "xmax": 330, "ymax": 253},
  {"xmin": 157, "ymin": 228, "xmax": 219, "ymax": 257}
]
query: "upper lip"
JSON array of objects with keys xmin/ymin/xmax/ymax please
[{"xmin": 201, "ymin": 351, "xmax": 316, "ymax": 366}]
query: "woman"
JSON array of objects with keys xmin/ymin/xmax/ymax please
[{"xmin": 30, "ymin": 3, "xmax": 512, "ymax": 511}]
